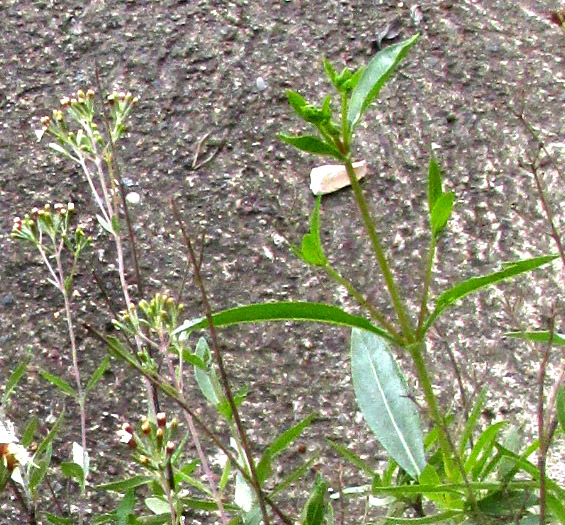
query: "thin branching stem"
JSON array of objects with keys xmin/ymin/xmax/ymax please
[
  {"xmin": 171, "ymin": 199, "xmax": 272, "ymax": 525},
  {"xmin": 85, "ymin": 324, "xmax": 293, "ymax": 524}
]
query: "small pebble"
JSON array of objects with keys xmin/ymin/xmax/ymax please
[
  {"xmin": 256, "ymin": 76, "xmax": 267, "ymax": 91},
  {"xmin": 126, "ymin": 192, "xmax": 141, "ymax": 205},
  {"xmin": 2, "ymin": 294, "xmax": 14, "ymax": 307}
]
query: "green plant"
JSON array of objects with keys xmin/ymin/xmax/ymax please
[
  {"xmin": 4, "ymin": 33, "xmax": 565, "ymax": 525},
  {"xmin": 170, "ymin": 35, "xmax": 565, "ymax": 523}
]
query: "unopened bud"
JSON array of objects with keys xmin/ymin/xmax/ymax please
[
  {"xmin": 86, "ymin": 89, "xmax": 95, "ymax": 98},
  {"xmin": 166, "ymin": 441, "xmax": 175, "ymax": 456},
  {"xmin": 156, "ymin": 412, "xmax": 166, "ymax": 428},
  {"xmin": 141, "ymin": 419, "xmax": 151, "ymax": 435}
]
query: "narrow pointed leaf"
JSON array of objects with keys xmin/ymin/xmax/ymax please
[
  {"xmin": 326, "ymin": 439, "xmax": 374, "ymax": 476},
  {"xmin": 506, "ymin": 330, "xmax": 565, "ymax": 347},
  {"xmin": 39, "ymin": 370, "xmax": 77, "ymax": 399},
  {"xmin": 347, "ymin": 34, "xmax": 419, "ymax": 134},
  {"xmin": 458, "ymin": 388, "xmax": 486, "ymax": 457},
  {"xmin": 116, "ymin": 489, "xmax": 136, "ymax": 522},
  {"xmin": 267, "ymin": 413, "xmax": 316, "ymax": 458},
  {"xmin": 29, "ymin": 443, "xmax": 52, "ymax": 492},
  {"xmin": 22, "ymin": 416, "xmax": 38, "ymax": 447},
  {"xmin": 194, "ymin": 337, "xmax": 223, "ymax": 406},
  {"xmin": 173, "ymin": 302, "xmax": 395, "ymax": 343},
  {"xmin": 300, "ymin": 195, "xmax": 327, "ymax": 266},
  {"xmin": 2, "ymin": 361, "xmax": 27, "ymax": 404},
  {"xmin": 97, "ymin": 475, "xmax": 152, "ymax": 492},
  {"xmin": 85, "ymin": 356, "xmax": 110, "ymax": 395},
  {"xmin": 351, "ymin": 328, "xmax": 425, "ymax": 477},
  {"xmin": 546, "ymin": 492, "xmax": 565, "ymax": 523},
  {"xmin": 464, "ymin": 421, "xmax": 506, "ymax": 479},
  {"xmin": 278, "ymin": 133, "xmax": 344, "ymax": 159},
  {"xmin": 272, "ymin": 452, "xmax": 320, "ymax": 497},
  {"xmin": 425, "ymin": 255, "xmax": 558, "ymax": 330},
  {"xmin": 427, "ymin": 157, "xmax": 442, "ymax": 214},
  {"xmin": 369, "ymin": 510, "xmax": 462, "ymax": 524},
  {"xmin": 430, "ymin": 192, "xmax": 454, "ymax": 237},
  {"xmin": 46, "ymin": 515, "xmax": 72, "ymax": 525},
  {"xmin": 302, "ymin": 476, "xmax": 327, "ymax": 525},
  {"xmin": 34, "ymin": 409, "xmax": 64, "ymax": 459}
]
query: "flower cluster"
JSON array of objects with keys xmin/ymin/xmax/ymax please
[
  {"xmin": 113, "ymin": 292, "xmax": 185, "ymax": 339},
  {"xmin": 117, "ymin": 412, "xmax": 179, "ymax": 473},
  {"xmin": 11, "ymin": 203, "xmax": 88, "ymax": 256},
  {"xmin": 36, "ymin": 88, "xmax": 139, "ymax": 156}
]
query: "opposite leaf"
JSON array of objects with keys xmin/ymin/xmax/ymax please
[
  {"xmin": 351, "ymin": 328, "xmax": 426, "ymax": 477},
  {"xmin": 278, "ymin": 134, "xmax": 345, "ymax": 159}
]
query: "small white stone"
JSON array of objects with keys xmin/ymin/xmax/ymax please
[
  {"xmin": 125, "ymin": 191, "xmax": 141, "ymax": 205},
  {"xmin": 256, "ymin": 76, "xmax": 267, "ymax": 91},
  {"xmin": 310, "ymin": 160, "xmax": 367, "ymax": 195}
]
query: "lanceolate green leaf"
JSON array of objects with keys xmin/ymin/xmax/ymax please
[
  {"xmin": 424, "ymin": 255, "xmax": 558, "ymax": 331},
  {"xmin": 39, "ymin": 370, "xmax": 77, "ymax": 399},
  {"xmin": 97, "ymin": 475, "xmax": 152, "ymax": 493},
  {"xmin": 351, "ymin": 328, "xmax": 426, "ymax": 477},
  {"xmin": 430, "ymin": 192, "xmax": 454, "ymax": 237},
  {"xmin": 366, "ymin": 510, "xmax": 462, "ymax": 524},
  {"xmin": 298, "ymin": 195, "xmax": 327, "ymax": 266},
  {"xmin": 266, "ymin": 413, "xmax": 316, "ymax": 458},
  {"xmin": 85, "ymin": 356, "xmax": 110, "ymax": 395},
  {"xmin": 347, "ymin": 34, "xmax": 419, "ymax": 135},
  {"xmin": 278, "ymin": 133, "xmax": 344, "ymax": 159},
  {"xmin": 2, "ymin": 361, "xmax": 27, "ymax": 404},
  {"xmin": 173, "ymin": 302, "xmax": 395, "ymax": 343},
  {"xmin": 194, "ymin": 337, "xmax": 223, "ymax": 407},
  {"xmin": 427, "ymin": 157, "xmax": 442, "ymax": 214},
  {"xmin": 506, "ymin": 330, "xmax": 565, "ymax": 347}
]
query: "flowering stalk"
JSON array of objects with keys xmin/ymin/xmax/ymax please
[
  {"xmin": 38, "ymin": 89, "xmax": 160, "ymax": 421},
  {"xmin": 12, "ymin": 203, "xmax": 89, "ymax": 524}
]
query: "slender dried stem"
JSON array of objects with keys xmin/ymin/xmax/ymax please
[{"xmin": 170, "ymin": 199, "xmax": 272, "ymax": 525}]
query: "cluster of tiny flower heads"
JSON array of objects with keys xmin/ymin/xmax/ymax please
[
  {"xmin": 117, "ymin": 412, "xmax": 178, "ymax": 466},
  {"xmin": 12, "ymin": 202, "xmax": 74, "ymax": 232},
  {"xmin": 106, "ymin": 90, "xmax": 139, "ymax": 106},
  {"xmin": 39, "ymin": 89, "xmax": 95, "ymax": 132},
  {"xmin": 115, "ymin": 292, "xmax": 184, "ymax": 328},
  {"xmin": 39, "ymin": 88, "xmax": 139, "ymax": 132}
]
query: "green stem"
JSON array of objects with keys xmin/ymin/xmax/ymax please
[
  {"xmin": 417, "ymin": 236, "xmax": 436, "ymax": 336},
  {"xmin": 344, "ymin": 159, "xmax": 414, "ymax": 342},
  {"xmin": 408, "ymin": 342, "xmax": 454, "ymax": 475},
  {"xmin": 408, "ymin": 342, "xmax": 483, "ymax": 520},
  {"xmin": 324, "ymin": 264, "xmax": 402, "ymax": 344}
]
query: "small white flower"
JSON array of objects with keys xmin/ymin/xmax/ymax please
[{"xmin": 117, "ymin": 427, "xmax": 133, "ymax": 444}]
